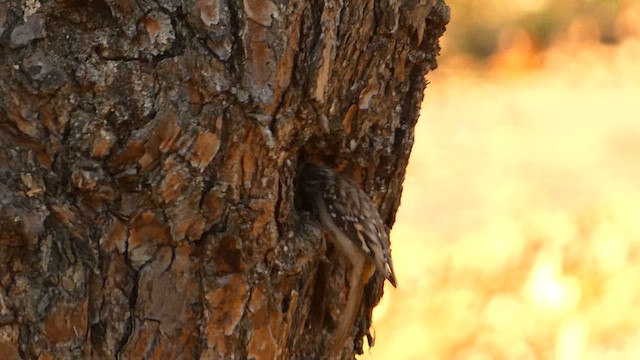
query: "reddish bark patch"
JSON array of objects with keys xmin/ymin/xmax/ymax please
[
  {"xmin": 110, "ymin": 140, "xmax": 145, "ymax": 169},
  {"xmin": 128, "ymin": 211, "xmax": 169, "ymax": 267},
  {"xmin": 343, "ymin": 104, "xmax": 358, "ymax": 135},
  {"xmin": 189, "ymin": 131, "xmax": 220, "ymax": 170},
  {"xmin": 100, "ymin": 215, "xmax": 127, "ymax": 253},
  {"xmin": 91, "ymin": 129, "xmax": 116, "ymax": 159},
  {"xmin": 244, "ymin": 0, "xmax": 278, "ymax": 27},
  {"xmin": 247, "ymin": 286, "xmax": 278, "ymax": 360},
  {"xmin": 202, "ymin": 188, "xmax": 226, "ymax": 224},
  {"xmin": 211, "ymin": 234, "xmax": 245, "ymax": 273},
  {"xmin": 204, "ymin": 274, "xmax": 249, "ymax": 356},
  {"xmin": 160, "ymin": 159, "xmax": 188, "ymax": 204},
  {"xmin": 156, "ymin": 111, "xmax": 181, "ymax": 154},
  {"xmin": 43, "ymin": 300, "xmax": 88, "ymax": 344},
  {"xmin": 0, "ymin": 325, "xmax": 20, "ymax": 360}
]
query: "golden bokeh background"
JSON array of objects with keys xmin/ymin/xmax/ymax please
[{"xmin": 362, "ymin": 1, "xmax": 640, "ymax": 359}]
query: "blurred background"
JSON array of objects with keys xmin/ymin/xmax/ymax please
[{"xmin": 361, "ymin": 0, "xmax": 640, "ymax": 359}]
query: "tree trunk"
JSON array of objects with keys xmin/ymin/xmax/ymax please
[{"xmin": 0, "ymin": 0, "xmax": 448, "ymax": 359}]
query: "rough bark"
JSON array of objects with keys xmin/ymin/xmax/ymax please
[{"xmin": 0, "ymin": 0, "xmax": 448, "ymax": 359}]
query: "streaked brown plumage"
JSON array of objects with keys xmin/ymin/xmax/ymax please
[
  {"xmin": 299, "ymin": 162, "xmax": 397, "ymax": 287},
  {"xmin": 298, "ymin": 162, "xmax": 397, "ymax": 355}
]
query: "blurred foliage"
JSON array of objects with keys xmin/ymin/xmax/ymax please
[
  {"xmin": 359, "ymin": 2, "xmax": 640, "ymax": 359},
  {"xmin": 444, "ymin": 0, "xmax": 629, "ymax": 59}
]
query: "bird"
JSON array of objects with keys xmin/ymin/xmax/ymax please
[{"xmin": 297, "ymin": 162, "xmax": 397, "ymax": 354}]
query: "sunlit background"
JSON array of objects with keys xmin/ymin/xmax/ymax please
[{"xmin": 362, "ymin": 0, "xmax": 640, "ymax": 359}]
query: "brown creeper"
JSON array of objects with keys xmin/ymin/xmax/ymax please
[
  {"xmin": 298, "ymin": 162, "xmax": 397, "ymax": 354},
  {"xmin": 299, "ymin": 162, "xmax": 397, "ymax": 287}
]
